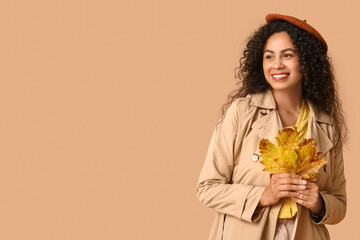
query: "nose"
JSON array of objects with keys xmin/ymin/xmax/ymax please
[{"xmin": 272, "ymin": 57, "xmax": 284, "ymax": 70}]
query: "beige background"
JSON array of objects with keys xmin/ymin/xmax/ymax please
[{"xmin": 0, "ymin": 0, "xmax": 358, "ymax": 239}]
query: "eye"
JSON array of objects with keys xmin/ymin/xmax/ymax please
[
  {"xmin": 283, "ymin": 53, "xmax": 293, "ymax": 58},
  {"xmin": 264, "ymin": 55, "xmax": 273, "ymax": 60}
]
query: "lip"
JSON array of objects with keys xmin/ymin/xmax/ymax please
[{"xmin": 271, "ymin": 73, "xmax": 289, "ymax": 81}]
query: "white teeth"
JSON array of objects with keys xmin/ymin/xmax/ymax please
[{"xmin": 273, "ymin": 74, "xmax": 288, "ymax": 77}]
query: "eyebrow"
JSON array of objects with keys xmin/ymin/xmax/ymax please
[{"xmin": 264, "ymin": 48, "xmax": 296, "ymax": 53}]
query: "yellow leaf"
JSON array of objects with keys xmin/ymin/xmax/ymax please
[
  {"xmin": 259, "ymin": 128, "xmax": 327, "ymax": 181},
  {"xmin": 276, "ymin": 128, "xmax": 300, "ymax": 150}
]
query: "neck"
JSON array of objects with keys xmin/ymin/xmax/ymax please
[{"xmin": 272, "ymin": 88, "xmax": 303, "ymax": 112}]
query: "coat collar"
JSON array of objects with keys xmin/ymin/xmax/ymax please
[
  {"xmin": 249, "ymin": 90, "xmax": 333, "ymax": 125},
  {"xmin": 250, "ymin": 90, "xmax": 333, "ymax": 156},
  {"xmin": 248, "ymin": 89, "xmax": 277, "ymax": 110}
]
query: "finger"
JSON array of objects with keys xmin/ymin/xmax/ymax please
[
  {"xmin": 298, "ymin": 188, "xmax": 320, "ymax": 196},
  {"xmin": 277, "ymin": 178, "xmax": 307, "ymax": 186},
  {"xmin": 283, "ymin": 191, "xmax": 311, "ymax": 199},
  {"xmin": 291, "ymin": 196, "xmax": 311, "ymax": 208},
  {"xmin": 289, "ymin": 173, "xmax": 302, "ymax": 179},
  {"xmin": 304, "ymin": 182, "xmax": 318, "ymax": 189},
  {"xmin": 295, "ymin": 189, "xmax": 310, "ymax": 196},
  {"xmin": 278, "ymin": 184, "xmax": 307, "ymax": 191},
  {"xmin": 275, "ymin": 173, "xmax": 301, "ymax": 179},
  {"xmin": 289, "ymin": 191, "xmax": 301, "ymax": 198},
  {"xmin": 277, "ymin": 190, "xmax": 300, "ymax": 199},
  {"xmin": 303, "ymin": 183, "xmax": 319, "ymax": 194},
  {"xmin": 296, "ymin": 193, "xmax": 311, "ymax": 202}
]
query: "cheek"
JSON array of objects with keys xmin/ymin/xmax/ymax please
[
  {"xmin": 294, "ymin": 65, "xmax": 303, "ymax": 78},
  {"xmin": 262, "ymin": 62, "xmax": 270, "ymax": 74},
  {"xmin": 262, "ymin": 65, "xmax": 271, "ymax": 83},
  {"xmin": 292, "ymin": 60, "xmax": 302, "ymax": 74}
]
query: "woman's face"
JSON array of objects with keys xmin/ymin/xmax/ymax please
[{"xmin": 262, "ymin": 31, "xmax": 303, "ymax": 93}]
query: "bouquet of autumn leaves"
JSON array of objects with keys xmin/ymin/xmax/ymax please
[{"xmin": 259, "ymin": 128, "xmax": 326, "ymax": 181}]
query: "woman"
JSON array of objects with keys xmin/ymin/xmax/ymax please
[{"xmin": 196, "ymin": 14, "xmax": 347, "ymax": 240}]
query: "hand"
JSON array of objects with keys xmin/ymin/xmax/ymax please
[
  {"xmin": 258, "ymin": 173, "xmax": 307, "ymax": 207},
  {"xmin": 291, "ymin": 181, "xmax": 325, "ymax": 216}
]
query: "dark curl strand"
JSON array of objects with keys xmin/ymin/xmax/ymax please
[{"xmin": 221, "ymin": 20, "xmax": 348, "ymax": 148}]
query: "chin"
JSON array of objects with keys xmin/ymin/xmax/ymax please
[{"xmin": 270, "ymin": 83, "xmax": 302, "ymax": 92}]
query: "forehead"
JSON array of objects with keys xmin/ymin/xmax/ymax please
[{"xmin": 264, "ymin": 32, "xmax": 296, "ymax": 51}]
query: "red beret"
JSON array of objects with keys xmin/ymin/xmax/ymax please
[{"xmin": 265, "ymin": 13, "xmax": 328, "ymax": 52}]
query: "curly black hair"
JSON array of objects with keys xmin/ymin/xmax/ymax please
[{"xmin": 221, "ymin": 19, "xmax": 347, "ymax": 148}]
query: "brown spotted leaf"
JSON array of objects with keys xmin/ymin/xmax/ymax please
[{"xmin": 296, "ymin": 138, "xmax": 327, "ymax": 181}]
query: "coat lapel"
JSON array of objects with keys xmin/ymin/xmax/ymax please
[
  {"xmin": 251, "ymin": 110, "xmax": 283, "ymax": 144},
  {"xmin": 250, "ymin": 90, "xmax": 283, "ymax": 144},
  {"xmin": 306, "ymin": 101, "xmax": 333, "ymax": 156}
]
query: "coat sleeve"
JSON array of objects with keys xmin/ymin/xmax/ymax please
[
  {"xmin": 196, "ymin": 100, "xmax": 266, "ymax": 223},
  {"xmin": 312, "ymin": 140, "xmax": 347, "ymax": 225}
]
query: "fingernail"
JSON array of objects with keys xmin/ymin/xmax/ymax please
[
  {"xmin": 301, "ymin": 185, "xmax": 306, "ymax": 189},
  {"xmin": 302, "ymin": 180, "xmax": 307, "ymax": 184}
]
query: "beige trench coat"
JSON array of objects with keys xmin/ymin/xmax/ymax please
[{"xmin": 196, "ymin": 90, "xmax": 346, "ymax": 240}]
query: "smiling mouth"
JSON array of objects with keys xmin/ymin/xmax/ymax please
[{"xmin": 271, "ymin": 73, "xmax": 289, "ymax": 80}]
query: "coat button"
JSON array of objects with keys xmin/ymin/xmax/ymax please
[{"xmin": 252, "ymin": 154, "xmax": 259, "ymax": 161}]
